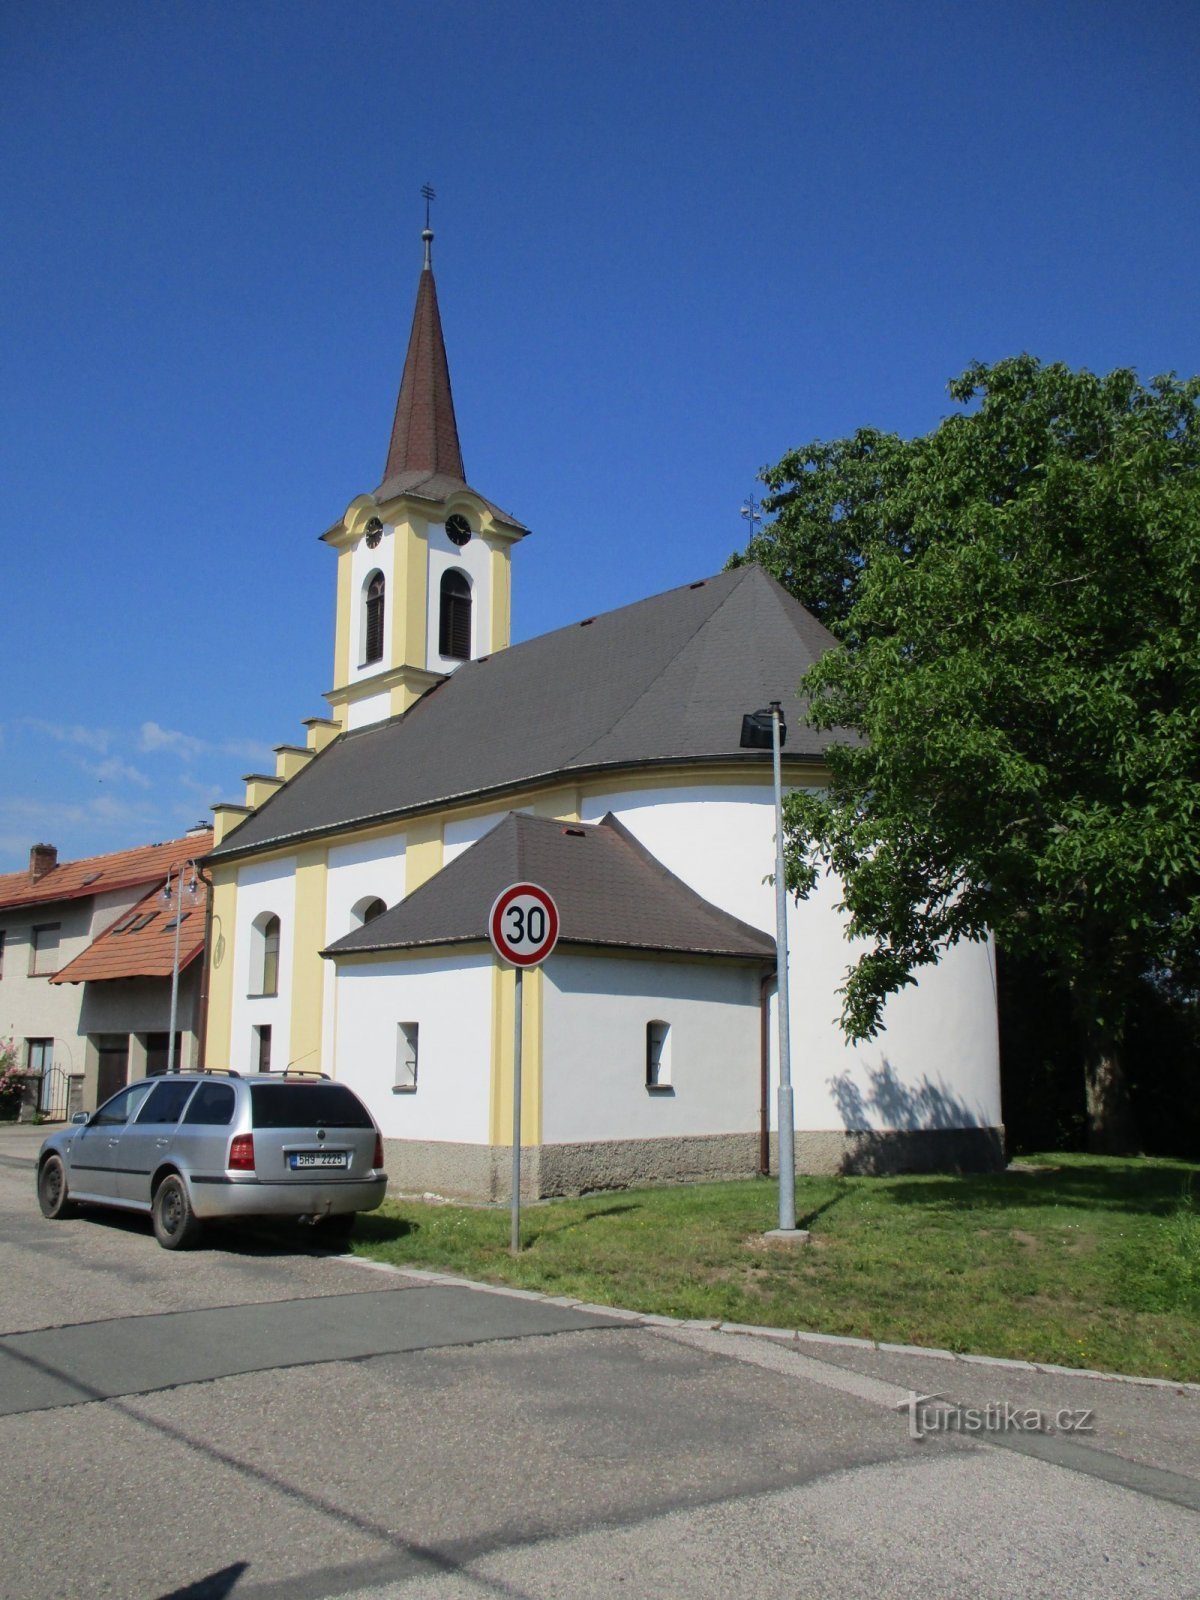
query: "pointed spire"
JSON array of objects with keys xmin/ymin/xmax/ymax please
[{"xmin": 380, "ymin": 224, "xmax": 466, "ymax": 486}]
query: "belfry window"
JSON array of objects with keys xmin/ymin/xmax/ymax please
[
  {"xmin": 364, "ymin": 571, "xmax": 385, "ymax": 665},
  {"xmin": 439, "ymin": 570, "xmax": 472, "ymax": 660}
]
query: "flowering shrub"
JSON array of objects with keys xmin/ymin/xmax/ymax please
[{"xmin": 0, "ymin": 1038, "xmax": 23, "ymax": 1116}]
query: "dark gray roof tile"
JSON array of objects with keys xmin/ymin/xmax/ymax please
[{"xmin": 209, "ymin": 564, "xmax": 849, "ymax": 862}]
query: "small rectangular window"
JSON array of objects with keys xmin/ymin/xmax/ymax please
[
  {"xmin": 131, "ymin": 911, "xmax": 159, "ymax": 933},
  {"xmin": 30, "ymin": 924, "xmax": 60, "ymax": 976},
  {"xmin": 163, "ymin": 913, "xmax": 191, "ymax": 932},
  {"xmin": 395, "ymin": 1022, "xmax": 418, "ymax": 1092},
  {"xmin": 255, "ymin": 1024, "xmax": 273, "ymax": 1074},
  {"xmin": 646, "ymin": 1020, "xmax": 672, "ymax": 1091}
]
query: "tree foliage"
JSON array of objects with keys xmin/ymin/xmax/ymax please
[{"xmin": 738, "ymin": 357, "xmax": 1200, "ymax": 1150}]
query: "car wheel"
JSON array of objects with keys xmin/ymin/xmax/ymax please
[
  {"xmin": 152, "ymin": 1174, "xmax": 203, "ymax": 1250},
  {"xmin": 38, "ymin": 1155, "xmax": 75, "ymax": 1220}
]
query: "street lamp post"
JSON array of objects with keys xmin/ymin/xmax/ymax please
[
  {"xmin": 740, "ymin": 701, "xmax": 800, "ymax": 1236},
  {"xmin": 162, "ymin": 862, "xmax": 199, "ymax": 1073}
]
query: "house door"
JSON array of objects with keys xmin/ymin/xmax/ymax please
[
  {"xmin": 143, "ymin": 1032, "xmax": 183, "ymax": 1076},
  {"xmin": 95, "ymin": 1035, "xmax": 130, "ymax": 1105}
]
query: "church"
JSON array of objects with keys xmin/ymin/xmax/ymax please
[{"xmin": 201, "ymin": 224, "xmax": 1003, "ymax": 1199}]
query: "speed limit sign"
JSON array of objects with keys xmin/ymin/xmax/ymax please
[{"xmin": 488, "ymin": 882, "xmax": 560, "ymax": 967}]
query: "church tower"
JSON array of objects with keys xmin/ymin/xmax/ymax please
[{"xmin": 322, "ymin": 224, "xmax": 528, "ymax": 731}]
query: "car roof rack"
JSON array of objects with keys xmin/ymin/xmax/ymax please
[
  {"xmin": 198, "ymin": 1068, "xmax": 241, "ymax": 1077},
  {"xmin": 272, "ymin": 1068, "xmax": 331, "ymax": 1080}
]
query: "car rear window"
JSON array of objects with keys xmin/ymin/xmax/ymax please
[{"xmin": 249, "ymin": 1082, "xmax": 373, "ymax": 1129}]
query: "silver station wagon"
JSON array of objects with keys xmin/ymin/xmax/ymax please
[{"xmin": 36, "ymin": 1071, "xmax": 388, "ymax": 1249}]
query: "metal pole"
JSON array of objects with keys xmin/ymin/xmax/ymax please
[
  {"xmin": 166, "ymin": 869, "xmax": 184, "ymax": 1073},
  {"xmin": 772, "ymin": 702, "xmax": 797, "ymax": 1231},
  {"xmin": 511, "ymin": 966, "xmax": 523, "ymax": 1255}
]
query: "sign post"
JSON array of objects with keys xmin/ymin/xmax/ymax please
[{"xmin": 488, "ymin": 882, "xmax": 560, "ymax": 1254}]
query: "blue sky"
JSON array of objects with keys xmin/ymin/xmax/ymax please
[{"xmin": 2, "ymin": 0, "xmax": 1197, "ymax": 873}]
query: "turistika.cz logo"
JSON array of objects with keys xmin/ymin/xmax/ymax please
[{"xmin": 904, "ymin": 1392, "xmax": 1095, "ymax": 1441}]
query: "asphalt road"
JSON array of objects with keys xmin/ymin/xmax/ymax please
[{"xmin": 2, "ymin": 1123, "xmax": 1197, "ymax": 1600}]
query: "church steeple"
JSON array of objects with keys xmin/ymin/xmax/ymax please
[
  {"xmin": 322, "ymin": 217, "xmax": 529, "ymax": 734},
  {"xmin": 379, "ymin": 226, "xmax": 465, "ymax": 487}
]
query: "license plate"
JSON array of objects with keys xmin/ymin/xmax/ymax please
[{"xmin": 289, "ymin": 1151, "xmax": 349, "ymax": 1170}]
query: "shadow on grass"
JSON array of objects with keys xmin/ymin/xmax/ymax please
[
  {"xmin": 879, "ymin": 1163, "xmax": 1198, "ymax": 1217},
  {"xmin": 797, "ymin": 1188, "xmax": 849, "ymax": 1230}
]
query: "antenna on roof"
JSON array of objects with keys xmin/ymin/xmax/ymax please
[
  {"xmin": 740, "ymin": 494, "xmax": 762, "ymax": 539},
  {"xmin": 420, "ymin": 182, "xmax": 436, "ymax": 267}
]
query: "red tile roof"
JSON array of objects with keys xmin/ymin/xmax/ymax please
[
  {"xmin": 51, "ymin": 876, "xmax": 209, "ymax": 984},
  {"xmin": 0, "ymin": 832, "xmax": 213, "ymax": 913}
]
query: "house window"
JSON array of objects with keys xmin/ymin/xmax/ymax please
[
  {"xmin": 251, "ymin": 913, "xmax": 280, "ymax": 996},
  {"xmin": 646, "ymin": 1020, "xmax": 672, "ymax": 1091},
  {"xmin": 27, "ymin": 1038, "xmax": 53, "ymax": 1076},
  {"xmin": 364, "ymin": 571, "xmax": 385, "ymax": 664},
  {"xmin": 255, "ymin": 1024, "xmax": 273, "ymax": 1074},
  {"xmin": 439, "ymin": 570, "xmax": 472, "ymax": 660},
  {"xmin": 395, "ymin": 1022, "xmax": 418, "ymax": 1092},
  {"xmin": 30, "ymin": 923, "xmax": 60, "ymax": 976}
]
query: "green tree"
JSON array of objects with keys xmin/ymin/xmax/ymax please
[{"xmin": 737, "ymin": 357, "xmax": 1200, "ymax": 1152}]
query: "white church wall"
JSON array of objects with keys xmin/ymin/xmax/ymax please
[
  {"xmin": 541, "ymin": 951, "xmax": 762, "ymax": 1145},
  {"xmin": 425, "ymin": 521, "xmax": 492, "ymax": 673},
  {"xmin": 346, "ymin": 690, "xmax": 391, "ymax": 730},
  {"xmin": 229, "ymin": 854, "xmax": 296, "ymax": 1074},
  {"xmin": 322, "ymin": 832, "xmax": 408, "ymax": 1080},
  {"xmin": 332, "ymin": 951, "xmax": 492, "ymax": 1144},
  {"xmin": 581, "ymin": 782, "xmax": 1002, "ymax": 1136}
]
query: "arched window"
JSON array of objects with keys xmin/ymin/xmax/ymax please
[
  {"xmin": 439, "ymin": 570, "xmax": 472, "ymax": 660},
  {"xmin": 251, "ymin": 913, "xmax": 280, "ymax": 996},
  {"xmin": 364, "ymin": 571, "xmax": 385, "ymax": 665},
  {"xmin": 352, "ymin": 896, "xmax": 387, "ymax": 928}
]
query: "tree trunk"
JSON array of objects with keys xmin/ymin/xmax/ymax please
[{"xmin": 1077, "ymin": 1009, "xmax": 1140, "ymax": 1155}]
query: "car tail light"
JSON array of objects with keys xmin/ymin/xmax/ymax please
[
  {"xmin": 373, "ymin": 1131, "xmax": 384, "ymax": 1170},
  {"xmin": 228, "ymin": 1133, "xmax": 255, "ymax": 1172}
]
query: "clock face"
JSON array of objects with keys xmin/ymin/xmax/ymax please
[
  {"xmin": 364, "ymin": 518, "xmax": 383, "ymax": 549},
  {"xmin": 446, "ymin": 514, "xmax": 471, "ymax": 548}
]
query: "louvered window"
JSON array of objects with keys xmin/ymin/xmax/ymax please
[
  {"xmin": 439, "ymin": 570, "xmax": 471, "ymax": 660},
  {"xmin": 364, "ymin": 572, "xmax": 385, "ymax": 664}
]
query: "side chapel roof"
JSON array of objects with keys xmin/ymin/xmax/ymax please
[{"xmin": 324, "ymin": 811, "xmax": 775, "ymax": 963}]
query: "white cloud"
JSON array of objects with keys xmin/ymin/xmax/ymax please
[
  {"xmin": 138, "ymin": 721, "xmax": 210, "ymax": 760},
  {"xmin": 80, "ymin": 757, "xmax": 152, "ymax": 789},
  {"xmin": 19, "ymin": 718, "xmax": 111, "ymax": 755}
]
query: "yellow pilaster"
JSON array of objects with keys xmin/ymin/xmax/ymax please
[
  {"xmin": 332, "ymin": 548, "xmax": 352, "ymax": 690},
  {"xmin": 204, "ymin": 869, "xmax": 240, "ymax": 1067},
  {"xmin": 488, "ymin": 962, "xmax": 542, "ymax": 1147},
  {"xmin": 488, "ymin": 538, "xmax": 511, "ymax": 651},
  {"xmin": 404, "ymin": 817, "xmax": 443, "ymax": 894},
  {"xmin": 288, "ymin": 846, "xmax": 328, "ymax": 1074},
  {"xmin": 401, "ymin": 518, "xmax": 428, "ymax": 669}
]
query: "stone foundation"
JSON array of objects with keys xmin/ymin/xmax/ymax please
[{"xmin": 383, "ymin": 1124, "xmax": 1006, "ymax": 1202}]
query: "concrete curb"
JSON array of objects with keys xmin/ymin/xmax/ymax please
[{"xmin": 345, "ymin": 1253, "xmax": 1200, "ymax": 1395}]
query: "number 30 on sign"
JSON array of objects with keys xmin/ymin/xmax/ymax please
[{"xmin": 488, "ymin": 883, "xmax": 560, "ymax": 967}]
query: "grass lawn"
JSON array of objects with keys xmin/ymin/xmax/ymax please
[{"xmin": 351, "ymin": 1153, "xmax": 1200, "ymax": 1382}]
